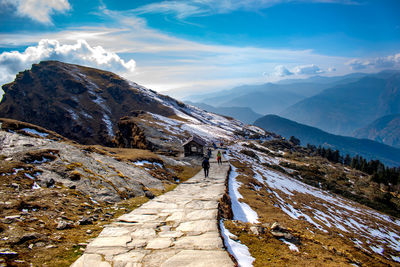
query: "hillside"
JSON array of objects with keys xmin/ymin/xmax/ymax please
[
  {"xmin": 0, "ymin": 61, "xmax": 246, "ymax": 150},
  {"xmin": 254, "ymin": 114, "xmax": 400, "ymax": 166},
  {"xmin": 353, "ymin": 114, "xmax": 400, "ymax": 148},
  {"xmin": 281, "ymin": 71, "xmax": 400, "ymax": 135},
  {"xmin": 184, "ymin": 101, "xmax": 262, "ymax": 124}
]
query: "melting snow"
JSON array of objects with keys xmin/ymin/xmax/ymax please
[
  {"xmin": 102, "ymin": 114, "xmax": 114, "ymax": 136},
  {"xmin": 391, "ymin": 255, "xmax": 400, "ymax": 262},
  {"xmin": 229, "ymin": 165, "xmax": 259, "ymax": 223},
  {"xmin": 281, "ymin": 239, "xmax": 299, "ymax": 252},
  {"xmin": 66, "ymin": 109, "xmax": 79, "ymax": 121},
  {"xmin": 21, "ymin": 128, "xmax": 48, "ymax": 137},
  {"xmin": 133, "ymin": 160, "xmax": 163, "ymax": 168},
  {"xmin": 13, "ymin": 168, "xmax": 24, "ymax": 174},
  {"xmin": 220, "ymin": 220, "xmax": 255, "ymax": 267},
  {"xmin": 32, "ymin": 182, "xmax": 41, "ymax": 190},
  {"xmin": 24, "ymin": 173, "xmax": 35, "ymax": 180},
  {"xmin": 370, "ymin": 246, "xmax": 384, "ymax": 255}
]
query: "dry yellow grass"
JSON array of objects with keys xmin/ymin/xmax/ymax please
[{"xmin": 86, "ymin": 145, "xmax": 162, "ymax": 163}]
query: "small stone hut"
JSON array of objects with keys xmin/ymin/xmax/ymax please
[{"xmin": 182, "ymin": 136, "xmax": 206, "ymax": 157}]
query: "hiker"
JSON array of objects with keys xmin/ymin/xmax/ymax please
[
  {"xmin": 212, "ymin": 142, "xmax": 217, "ymax": 149},
  {"xmin": 202, "ymin": 157, "xmax": 210, "ymax": 177},
  {"xmin": 207, "ymin": 148, "xmax": 212, "ymax": 158},
  {"xmin": 217, "ymin": 150, "xmax": 222, "ymax": 165}
]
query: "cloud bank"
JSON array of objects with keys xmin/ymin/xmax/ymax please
[
  {"xmin": 0, "ymin": 39, "xmax": 136, "ymax": 86},
  {"xmin": 272, "ymin": 64, "xmax": 326, "ymax": 77},
  {"xmin": 346, "ymin": 53, "xmax": 400, "ymax": 70},
  {"xmin": 0, "ymin": 0, "xmax": 70, "ymax": 24}
]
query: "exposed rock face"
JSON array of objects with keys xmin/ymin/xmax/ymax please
[
  {"xmin": 113, "ymin": 116, "xmax": 152, "ymax": 150},
  {"xmin": 0, "ymin": 129, "xmax": 164, "ymax": 203},
  {"xmin": 0, "ymin": 61, "xmax": 175, "ymax": 146}
]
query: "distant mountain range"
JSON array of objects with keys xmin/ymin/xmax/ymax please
[
  {"xmin": 187, "ymin": 70, "xmax": 400, "ymax": 149},
  {"xmin": 185, "ymin": 101, "xmax": 262, "ymax": 124},
  {"xmin": 184, "ymin": 73, "xmax": 369, "ymax": 115},
  {"xmin": 254, "ymin": 114, "xmax": 400, "ymax": 167},
  {"xmin": 281, "ymin": 70, "xmax": 400, "ymax": 136},
  {"xmin": 353, "ymin": 114, "xmax": 400, "ymax": 149}
]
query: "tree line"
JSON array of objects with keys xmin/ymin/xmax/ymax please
[{"xmin": 304, "ymin": 143, "xmax": 400, "ymax": 186}]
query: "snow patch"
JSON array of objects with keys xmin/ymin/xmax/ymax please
[
  {"xmin": 229, "ymin": 165, "xmax": 259, "ymax": 223},
  {"xmin": 133, "ymin": 160, "xmax": 163, "ymax": 168},
  {"xmin": 370, "ymin": 246, "xmax": 384, "ymax": 255},
  {"xmin": 280, "ymin": 239, "xmax": 299, "ymax": 252},
  {"xmin": 21, "ymin": 128, "xmax": 48, "ymax": 137},
  {"xmin": 24, "ymin": 173, "xmax": 35, "ymax": 180},
  {"xmin": 220, "ymin": 220, "xmax": 255, "ymax": 267},
  {"xmin": 102, "ymin": 114, "xmax": 114, "ymax": 136},
  {"xmin": 66, "ymin": 108, "xmax": 79, "ymax": 121},
  {"xmin": 32, "ymin": 182, "xmax": 41, "ymax": 190},
  {"xmin": 391, "ymin": 255, "xmax": 400, "ymax": 262}
]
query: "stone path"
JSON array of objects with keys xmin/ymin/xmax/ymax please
[{"xmin": 72, "ymin": 159, "xmax": 234, "ymax": 267}]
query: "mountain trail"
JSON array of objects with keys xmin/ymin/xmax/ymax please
[{"xmin": 72, "ymin": 155, "xmax": 234, "ymax": 267}]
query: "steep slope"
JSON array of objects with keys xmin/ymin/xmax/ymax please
[
  {"xmin": 353, "ymin": 114, "xmax": 400, "ymax": 148},
  {"xmin": 281, "ymin": 71, "xmax": 400, "ymax": 135},
  {"xmin": 184, "ymin": 101, "xmax": 262, "ymax": 124},
  {"xmin": 254, "ymin": 114, "xmax": 400, "ymax": 166},
  {"xmin": 0, "ymin": 61, "xmax": 176, "ymax": 146},
  {"xmin": 0, "ymin": 61, "xmax": 246, "ymax": 148}
]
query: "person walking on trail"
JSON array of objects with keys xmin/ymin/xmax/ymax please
[
  {"xmin": 202, "ymin": 157, "xmax": 210, "ymax": 177},
  {"xmin": 217, "ymin": 151, "xmax": 222, "ymax": 165},
  {"xmin": 207, "ymin": 148, "xmax": 212, "ymax": 159}
]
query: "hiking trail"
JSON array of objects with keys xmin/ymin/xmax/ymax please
[{"xmin": 72, "ymin": 156, "xmax": 234, "ymax": 267}]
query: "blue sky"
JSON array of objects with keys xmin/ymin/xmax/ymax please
[{"xmin": 0, "ymin": 0, "xmax": 399, "ymax": 98}]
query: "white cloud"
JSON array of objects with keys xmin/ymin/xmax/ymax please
[
  {"xmin": 0, "ymin": 39, "xmax": 136, "ymax": 86},
  {"xmin": 346, "ymin": 53, "xmax": 400, "ymax": 70},
  {"xmin": 273, "ymin": 65, "xmax": 294, "ymax": 77},
  {"xmin": 270, "ymin": 64, "xmax": 325, "ymax": 77},
  {"xmin": 293, "ymin": 64, "xmax": 324, "ymax": 75},
  {"xmin": 131, "ymin": 0, "xmax": 361, "ymax": 19},
  {"xmin": 0, "ymin": 0, "xmax": 70, "ymax": 24}
]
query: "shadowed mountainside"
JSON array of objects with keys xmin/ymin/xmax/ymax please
[
  {"xmin": 353, "ymin": 113, "xmax": 400, "ymax": 148},
  {"xmin": 254, "ymin": 114, "xmax": 400, "ymax": 166},
  {"xmin": 281, "ymin": 71, "xmax": 400, "ymax": 136}
]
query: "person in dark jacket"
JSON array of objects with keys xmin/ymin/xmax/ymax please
[
  {"xmin": 207, "ymin": 148, "xmax": 212, "ymax": 159},
  {"xmin": 202, "ymin": 157, "xmax": 210, "ymax": 177}
]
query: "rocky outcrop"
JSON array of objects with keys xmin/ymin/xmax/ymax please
[
  {"xmin": 0, "ymin": 129, "xmax": 164, "ymax": 203},
  {"xmin": 0, "ymin": 61, "xmax": 175, "ymax": 146},
  {"xmin": 113, "ymin": 116, "xmax": 152, "ymax": 150}
]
